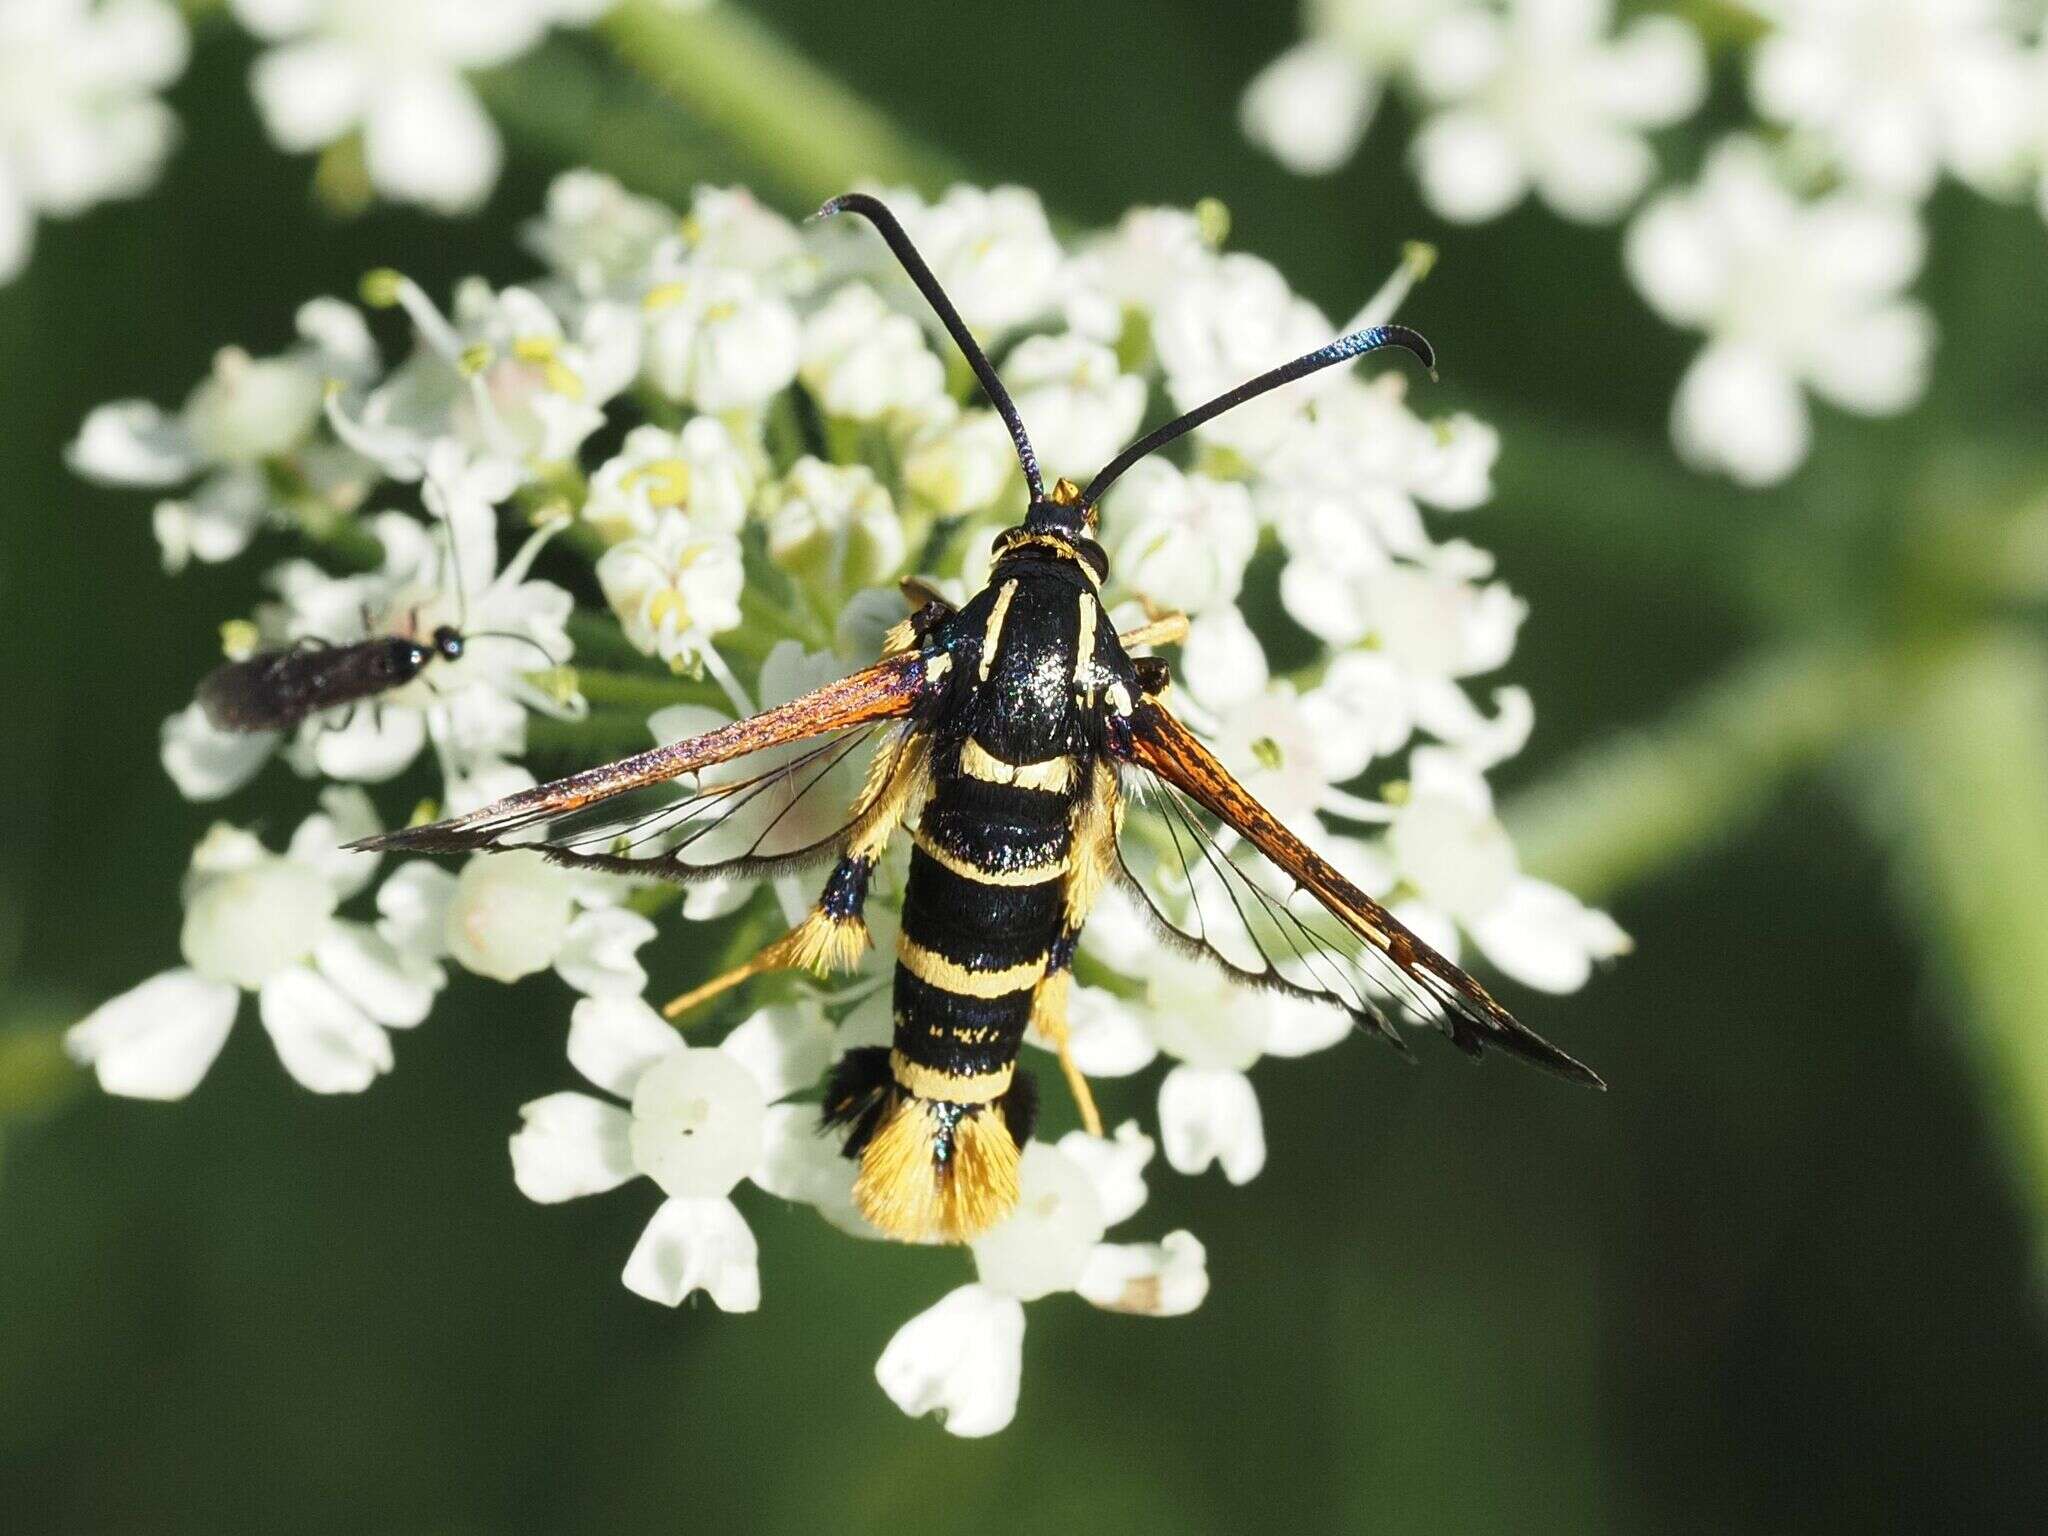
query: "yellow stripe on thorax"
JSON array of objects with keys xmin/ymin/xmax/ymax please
[
  {"xmin": 911, "ymin": 826, "xmax": 1068, "ymax": 887},
  {"xmin": 888, "ymin": 1049, "xmax": 1015, "ymax": 1105},
  {"xmin": 959, "ymin": 737, "xmax": 1074, "ymax": 794},
  {"xmin": 897, "ymin": 934, "xmax": 1046, "ymax": 998},
  {"xmin": 1073, "ymin": 595, "xmax": 1099, "ymax": 690},
  {"xmin": 978, "ymin": 580, "xmax": 1019, "ymax": 682}
]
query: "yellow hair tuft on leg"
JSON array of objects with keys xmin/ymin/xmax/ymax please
[{"xmin": 783, "ymin": 907, "xmax": 870, "ymax": 975}]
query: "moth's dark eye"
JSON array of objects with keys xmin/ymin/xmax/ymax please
[{"xmin": 433, "ymin": 626, "xmax": 464, "ymax": 660}]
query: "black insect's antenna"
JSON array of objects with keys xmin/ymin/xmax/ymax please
[
  {"xmin": 1082, "ymin": 324, "xmax": 1437, "ymax": 507},
  {"xmin": 817, "ymin": 192, "xmax": 1046, "ymax": 502},
  {"xmin": 439, "ymin": 501, "xmax": 473, "ymax": 634},
  {"xmin": 466, "ymin": 629, "xmax": 562, "ymax": 668}
]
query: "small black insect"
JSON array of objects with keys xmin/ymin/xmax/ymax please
[
  {"xmin": 356, "ymin": 192, "xmax": 1601, "ymax": 1246},
  {"xmin": 195, "ymin": 506, "xmax": 557, "ymax": 734},
  {"xmin": 197, "ymin": 624, "xmax": 473, "ymax": 733}
]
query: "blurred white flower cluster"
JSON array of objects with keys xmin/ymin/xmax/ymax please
[
  {"xmin": 225, "ymin": 0, "xmax": 714, "ymax": 214},
  {"xmin": 0, "ymin": 0, "xmax": 720, "ymax": 289},
  {"xmin": 0, "ymin": 0, "xmax": 189, "ymax": 285},
  {"xmin": 64, "ymin": 173, "xmax": 1622, "ymax": 1434},
  {"xmin": 1244, "ymin": 0, "xmax": 2048, "ymax": 488},
  {"xmin": 1242, "ymin": 0, "xmax": 1705, "ymax": 220}
]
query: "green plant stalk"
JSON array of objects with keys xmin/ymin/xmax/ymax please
[
  {"xmin": 577, "ymin": 665, "xmax": 729, "ymax": 715},
  {"xmin": 0, "ymin": 1028, "xmax": 76, "ymax": 1119},
  {"xmin": 599, "ymin": 0, "xmax": 969, "ymax": 204},
  {"xmin": 1503, "ymin": 643, "xmax": 1891, "ymax": 903},
  {"xmin": 1880, "ymin": 634, "xmax": 2048, "ymax": 1270}
]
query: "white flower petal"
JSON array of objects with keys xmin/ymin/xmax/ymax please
[
  {"xmin": 445, "ymin": 850, "xmax": 573, "ymax": 983},
  {"xmin": 0, "ymin": 167, "xmax": 30, "ymax": 285},
  {"xmin": 1468, "ymin": 876, "xmax": 1631, "ymax": 994},
  {"xmin": 1056, "ymin": 1121, "xmax": 1154, "ymax": 1227},
  {"xmin": 1241, "ymin": 41, "xmax": 1379, "ymax": 176},
  {"xmin": 621, "ymin": 1196, "xmax": 761, "ymax": 1312},
  {"xmin": 1060, "ymin": 984, "xmax": 1158, "ymax": 1079},
  {"xmin": 972, "ymin": 1142, "xmax": 1107, "ymax": 1301},
  {"xmin": 248, "ymin": 39, "xmax": 368, "ymax": 152},
  {"xmin": 160, "ymin": 702, "xmax": 277, "ymax": 802},
  {"xmin": 256, "ymin": 966, "xmax": 393, "ymax": 1094},
  {"xmin": 875, "ymin": 1284, "xmax": 1026, "ymax": 1438},
  {"xmin": 313, "ymin": 921, "xmax": 441, "ymax": 1028},
  {"xmin": 288, "ymin": 785, "xmax": 382, "ymax": 899},
  {"xmin": 362, "ymin": 70, "xmax": 501, "ymax": 214},
  {"xmin": 1157, "ymin": 1065, "xmax": 1266, "ymax": 1184},
  {"xmin": 554, "ymin": 906, "xmax": 658, "ymax": 997},
  {"xmin": 1077, "ymin": 1231, "xmax": 1210, "ymax": 1316},
  {"xmin": 1412, "ymin": 110, "xmax": 1527, "ymax": 223},
  {"xmin": 751, "ymin": 1102, "xmax": 875, "ymax": 1237},
  {"xmin": 306, "ymin": 703, "xmax": 428, "ymax": 783},
  {"xmin": 66, "ymin": 969, "xmax": 238, "ymax": 1101},
  {"xmin": 375, "ymin": 860, "xmax": 458, "ymax": 962},
  {"xmin": 68, "ymin": 400, "xmax": 196, "ymax": 486},
  {"xmin": 510, "ymin": 1091, "xmax": 637, "ymax": 1203},
  {"xmin": 718, "ymin": 1003, "xmax": 837, "ymax": 1103},
  {"xmin": 628, "ymin": 1046, "xmax": 768, "ymax": 1200},
  {"xmin": 1671, "ymin": 341, "xmax": 1811, "ymax": 488},
  {"xmin": 566, "ymin": 993, "xmax": 679, "ymax": 1097}
]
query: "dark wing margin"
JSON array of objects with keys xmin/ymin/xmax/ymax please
[
  {"xmin": 348, "ymin": 651, "xmax": 933, "ymax": 878},
  {"xmin": 1111, "ymin": 697, "xmax": 1603, "ymax": 1089}
]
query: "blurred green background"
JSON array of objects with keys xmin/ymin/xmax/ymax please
[{"xmin": 5, "ymin": 2, "xmax": 2048, "ymax": 1531}]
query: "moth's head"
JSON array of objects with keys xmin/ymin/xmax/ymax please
[
  {"xmin": 998, "ymin": 477, "xmax": 1108, "ymax": 583},
  {"xmin": 1023, "ymin": 476, "xmax": 1098, "ymax": 539}
]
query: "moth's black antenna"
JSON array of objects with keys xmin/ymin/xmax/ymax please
[
  {"xmin": 1082, "ymin": 324, "xmax": 1436, "ymax": 507},
  {"xmin": 817, "ymin": 192, "xmax": 1046, "ymax": 502}
]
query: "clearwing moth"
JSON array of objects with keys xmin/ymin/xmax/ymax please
[{"xmin": 353, "ymin": 193, "xmax": 1601, "ymax": 1243}]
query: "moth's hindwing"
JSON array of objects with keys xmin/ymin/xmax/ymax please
[{"xmin": 1111, "ymin": 695, "xmax": 1602, "ymax": 1087}]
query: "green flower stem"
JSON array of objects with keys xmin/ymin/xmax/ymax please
[
  {"xmin": 1503, "ymin": 643, "xmax": 1893, "ymax": 903},
  {"xmin": 626, "ymin": 884, "xmax": 683, "ymax": 921},
  {"xmin": 1880, "ymin": 634, "xmax": 2048, "ymax": 1268},
  {"xmin": 0, "ymin": 1028, "xmax": 77, "ymax": 1120},
  {"xmin": 1667, "ymin": 1, "xmax": 1771, "ymax": 50},
  {"xmin": 529, "ymin": 709, "xmax": 666, "ymax": 763},
  {"xmin": 566, "ymin": 613, "xmax": 660, "ymax": 669},
  {"xmin": 479, "ymin": 40, "xmax": 757, "ymax": 212},
  {"xmin": 577, "ymin": 665, "xmax": 728, "ymax": 714},
  {"xmin": 598, "ymin": 0, "xmax": 969, "ymax": 205}
]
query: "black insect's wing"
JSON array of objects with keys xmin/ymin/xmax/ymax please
[
  {"xmin": 1111, "ymin": 697, "xmax": 1602, "ymax": 1088},
  {"xmin": 353, "ymin": 651, "xmax": 935, "ymax": 882}
]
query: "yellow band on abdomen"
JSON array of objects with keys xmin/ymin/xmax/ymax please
[
  {"xmin": 896, "ymin": 934, "xmax": 1046, "ymax": 998},
  {"xmin": 888, "ymin": 1049, "xmax": 1016, "ymax": 1105}
]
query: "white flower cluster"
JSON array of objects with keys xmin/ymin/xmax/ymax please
[
  {"xmin": 223, "ymin": 0, "xmax": 713, "ymax": 214},
  {"xmin": 65, "ymin": 173, "xmax": 1621, "ymax": 1434},
  {"xmin": 1244, "ymin": 1, "xmax": 2048, "ymax": 489},
  {"xmin": 0, "ymin": 0, "xmax": 189, "ymax": 285},
  {"xmin": 1242, "ymin": 0, "xmax": 1705, "ymax": 222},
  {"xmin": 0, "ymin": 0, "xmax": 723, "ymax": 288}
]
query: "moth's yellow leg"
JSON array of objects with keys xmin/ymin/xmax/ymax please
[
  {"xmin": 1030, "ymin": 966, "xmax": 1102, "ymax": 1138},
  {"xmin": 663, "ymin": 727, "xmax": 928, "ymax": 1021},
  {"xmin": 1117, "ymin": 611, "xmax": 1189, "ymax": 650},
  {"xmin": 663, "ymin": 930, "xmax": 820, "ymax": 1020}
]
